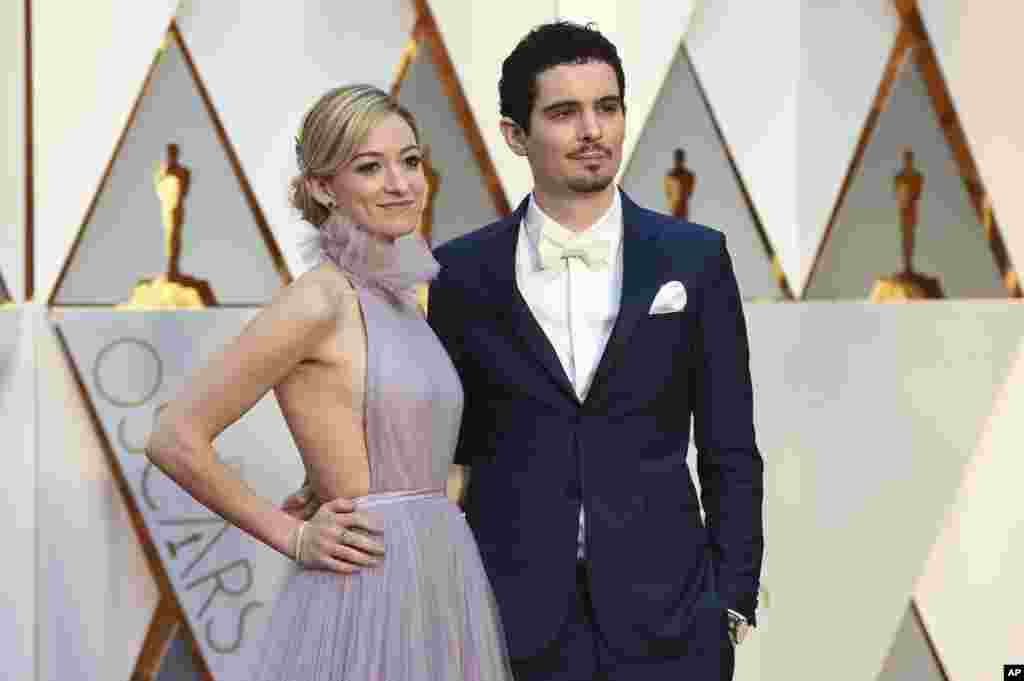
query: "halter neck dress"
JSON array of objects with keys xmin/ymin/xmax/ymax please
[{"xmin": 255, "ymin": 216, "xmax": 513, "ymax": 680}]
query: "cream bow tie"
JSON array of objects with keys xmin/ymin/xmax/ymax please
[{"xmin": 538, "ymin": 226, "xmax": 611, "ymax": 271}]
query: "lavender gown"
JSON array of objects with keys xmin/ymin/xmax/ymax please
[{"xmin": 255, "ymin": 216, "xmax": 513, "ymax": 680}]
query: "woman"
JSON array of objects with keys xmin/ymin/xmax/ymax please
[{"xmin": 146, "ymin": 84, "xmax": 513, "ymax": 680}]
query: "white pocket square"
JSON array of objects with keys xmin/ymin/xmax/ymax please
[{"xmin": 648, "ymin": 280, "xmax": 687, "ymax": 315}]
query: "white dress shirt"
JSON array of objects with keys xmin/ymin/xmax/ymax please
[{"xmin": 515, "ymin": 191, "xmax": 624, "ymax": 559}]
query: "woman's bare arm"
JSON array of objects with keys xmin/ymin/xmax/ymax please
[{"xmin": 146, "ymin": 272, "xmax": 343, "ymax": 560}]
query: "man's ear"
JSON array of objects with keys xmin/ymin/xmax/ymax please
[
  {"xmin": 500, "ymin": 117, "xmax": 528, "ymax": 157},
  {"xmin": 304, "ymin": 176, "xmax": 336, "ymax": 208}
]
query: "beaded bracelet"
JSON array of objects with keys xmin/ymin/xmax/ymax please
[{"xmin": 293, "ymin": 521, "xmax": 308, "ymax": 564}]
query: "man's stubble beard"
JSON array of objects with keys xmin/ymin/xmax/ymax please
[{"xmin": 566, "ymin": 173, "xmax": 615, "ymax": 194}]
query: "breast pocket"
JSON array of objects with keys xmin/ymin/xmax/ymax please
[{"xmin": 634, "ymin": 306, "xmax": 695, "ymax": 367}]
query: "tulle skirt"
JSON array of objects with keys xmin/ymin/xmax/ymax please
[{"xmin": 254, "ymin": 491, "xmax": 514, "ymax": 681}]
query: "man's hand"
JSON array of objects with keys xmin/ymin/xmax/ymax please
[{"xmin": 727, "ymin": 610, "xmax": 750, "ymax": 646}]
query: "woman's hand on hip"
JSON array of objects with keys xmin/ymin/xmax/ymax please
[{"xmin": 295, "ymin": 497, "xmax": 386, "ymax": 573}]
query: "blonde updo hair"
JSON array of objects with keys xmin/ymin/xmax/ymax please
[{"xmin": 290, "ymin": 84, "xmax": 420, "ymax": 227}]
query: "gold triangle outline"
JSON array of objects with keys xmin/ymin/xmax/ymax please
[
  {"xmin": 50, "ymin": 322, "xmax": 216, "ymax": 681},
  {"xmin": 22, "ymin": 0, "xmax": 33, "ymax": 302},
  {"xmin": 803, "ymin": 1, "xmax": 1020, "ymax": 299},
  {"xmin": 47, "ymin": 20, "xmax": 294, "ymax": 308},
  {"xmin": 391, "ymin": 0, "xmax": 511, "ymax": 218},
  {"xmin": 677, "ymin": 43, "xmax": 795, "ymax": 300}
]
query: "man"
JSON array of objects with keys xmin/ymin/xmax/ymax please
[
  {"xmin": 286, "ymin": 21, "xmax": 763, "ymax": 680},
  {"xmin": 430, "ymin": 21, "xmax": 762, "ymax": 680}
]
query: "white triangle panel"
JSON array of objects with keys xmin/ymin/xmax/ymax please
[
  {"xmin": 33, "ymin": 0, "xmax": 179, "ymax": 300},
  {"xmin": 915, "ymin": 332, "xmax": 1024, "ymax": 680},
  {"xmin": 176, "ymin": 1, "xmax": 413, "ymax": 277},
  {"xmin": 918, "ymin": 1, "xmax": 1024, "ymax": 286},
  {"xmin": 687, "ymin": 1, "xmax": 898, "ymax": 295},
  {"xmin": 685, "ymin": 1, "xmax": 800, "ymax": 297},
  {"xmin": 794, "ymin": 4, "xmax": 900, "ymax": 294}
]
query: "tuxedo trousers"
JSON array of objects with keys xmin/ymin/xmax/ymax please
[{"xmin": 511, "ymin": 562, "xmax": 735, "ymax": 681}]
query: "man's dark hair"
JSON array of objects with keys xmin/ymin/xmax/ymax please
[{"xmin": 499, "ymin": 21, "xmax": 626, "ymax": 134}]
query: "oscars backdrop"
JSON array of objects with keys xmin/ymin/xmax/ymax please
[
  {"xmin": 8, "ymin": 1, "xmax": 1024, "ymax": 680},
  {"xmin": 56, "ymin": 311, "xmax": 304, "ymax": 680}
]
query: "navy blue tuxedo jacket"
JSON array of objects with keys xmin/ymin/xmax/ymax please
[{"xmin": 428, "ymin": 190, "xmax": 763, "ymax": 660}]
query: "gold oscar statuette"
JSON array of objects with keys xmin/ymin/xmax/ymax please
[
  {"xmin": 664, "ymin": 148, "xmax": 696, "ymax": 221},
  {"xmin": 121, "ymin": 144, "xmax": 215, "ymax": 309},
  {"xmin": 869, "ymin": 148, "xmax": 944, "ymax": 302}
]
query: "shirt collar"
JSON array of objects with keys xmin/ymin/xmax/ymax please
[{"xmin": 523, "ymin": 189, "xmax": 623, "ymax": 258}]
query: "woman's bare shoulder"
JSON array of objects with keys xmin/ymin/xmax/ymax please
[{"xmin": 274, "ymin": 262, "xmax": 357, "ymax": 323}]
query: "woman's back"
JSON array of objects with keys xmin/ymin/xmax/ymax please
[{"xmin": 274, "ymin": 264, "xmax": 371, "ymax": 501}]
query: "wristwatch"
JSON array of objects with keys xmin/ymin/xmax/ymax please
[{"xmin": 726, "ymin": 609, "xmax": 750, "ymax": 645}]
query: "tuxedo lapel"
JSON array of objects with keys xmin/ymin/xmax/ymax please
[
  {"xmin": 585, "ymin": 191, "xmax": 666, "ymax": 406},
  {"xmin": 485, "ymin": 197, "xmax": 579, "ymax": 404}
]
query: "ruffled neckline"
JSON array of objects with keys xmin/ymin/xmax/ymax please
[{"xmin": 304, "ymin": 211, "xmax": 440, "ymax": 299}]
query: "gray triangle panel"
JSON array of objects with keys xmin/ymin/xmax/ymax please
[
  {"xmin": 622, "ymin": 46, "xmax": 782, "ymax": 300},
  {"xmin": 395, "ymin": 39, "xmax": 502, "ymax": 246},
  {"xmin": 52, "ymin": 35, "xmax": 285, "ymax": 306},
  {"xmin": 876, "ymin": 601, "xmax": 948, "ymax": 681},
  {"xmin": 805, "ymin": 58, "xmax": 1004, "ymax": 300}
]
